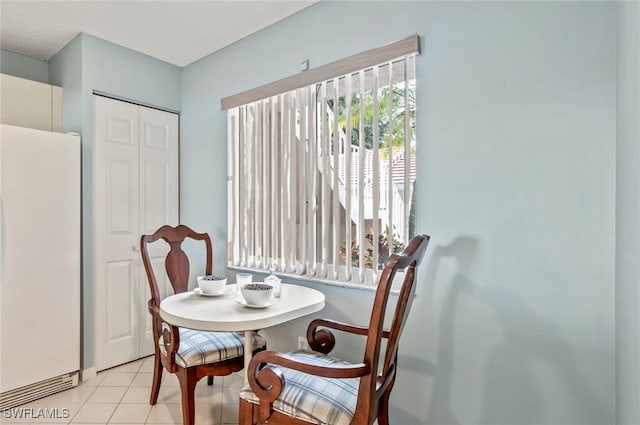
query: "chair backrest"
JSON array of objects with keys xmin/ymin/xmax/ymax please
[
  {"xmin": 140, "ymin": 224, "xmax": 213, "ymax": 309},
  {"xmin": 356, "ymin": 234, "xmax": 430, "ymax": 421}
]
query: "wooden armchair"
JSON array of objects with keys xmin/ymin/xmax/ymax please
[
  {"xmin": 140, "ymin": 224, "xmax": 266, "ymax": 425},
  {"xmin": 239, "ymin": 234, "xmax": 430, "ymax": 425}
]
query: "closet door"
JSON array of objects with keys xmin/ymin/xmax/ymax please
[
  {"xmin": 138, "ymin": 106, "xmax": 179, "ymax": 357},
  {"xmin": 94, "ymin": 97, "xmax": 141, "ymax": 370},
  {"xmin": 94, "ymin": 96, "xmax": 179, "ymax": 371}
]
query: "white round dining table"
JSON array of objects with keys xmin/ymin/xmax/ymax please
[{"xmin": 160, "ymin": 283, "xmax": 325, "ymax": 381}]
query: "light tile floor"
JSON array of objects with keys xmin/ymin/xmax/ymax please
[{"xmin": 1, "ymin": 356, "xmax": 245, "ymax": 425}]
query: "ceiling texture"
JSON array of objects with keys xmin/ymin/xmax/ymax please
[{"xmin": 0, "ymin": 1, "xmax": 315, "ymax": 67}]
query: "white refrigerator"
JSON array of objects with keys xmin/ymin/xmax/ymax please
[{"xmin": 0, "ymin": 124, "xmax": 81, "ymax": 409}]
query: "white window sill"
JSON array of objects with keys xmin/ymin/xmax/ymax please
[{"xmin": 227, "ymin": 265, "xmax": 403, "ymax": 295}]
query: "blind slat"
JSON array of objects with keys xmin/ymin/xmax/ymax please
[
  {"xmin": 228, "ymin": 111, "xmax": 238, "ymax": 265},
  {"xmin": 275, "ymin": 95, "xmax": 283, "ymax": 269},
  {"xmin": 344, "ymin": 75, "xmax": 353, "ymax": 282},
  {"xmin": 386, "ymin": 62, "xmax": 394, "ymax": 255},
  {"xmin": 357, "ymin": 70, "xmax": 366, "ymax": 283},
  {"xmin": 403, "ymin": 59, "xmax": 411, "ymax": 243},
  {"xmin": 248, "ymin": 104, "xmax": 256, "ymax": 268},
  {"xmin": 332, "ymin": 80, "xmax": 340, "ymax": 280},
  {"xmin": 262, "ymin": 100, "xmax": 270, "ymax": 269},
  {"xmin": 372, "ymin": 66, "xmax": 380, "ymax": 282},
  {"xmin": 298, "ymin": 88, "xmax": 307, "ymax": 275},
  {"xmin": 308, "ymin": 86, "xmax": 318, "ymax": 277},
  {"xmin": 270, "ymin": 99, "xmax": 278, "ymax": 268},
  {"xmin": 255, "ymin": 102, "xmax": 262, "ymax": 268},
  {"xmin": 281, "ymin": 93, "xmax": 291, "ymax": 272},
  {"xmin": 320, "ymin": 82, "xmax": 330, "ymax": 278},
  {"xmin": 288, "ymin": 92, "xmax": 297, "ymax": 273},
  {"xmin": 239, "ymin": 106, "xmax": 247, "ymax": 267}
]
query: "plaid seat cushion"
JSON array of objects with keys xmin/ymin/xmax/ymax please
[
  {"xmin": 239, "ymin": 350, "xmax": 359, "ymax": 425},
  {"xmin": 159, "ymin": 329, "xmax": 266, "ymax": 368}
]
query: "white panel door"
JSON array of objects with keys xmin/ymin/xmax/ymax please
[
  {"xmin": 138, "ymin": 106, "xmax": 179, "ymax": 356},
  {"xmin": 94, "ymin": 96, "xmax": 179, "ymax": 371},
  {"xmin": 94, "ymin": 97, "xmax": 141, "ymax": 371}
]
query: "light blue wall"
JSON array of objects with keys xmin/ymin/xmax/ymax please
[
  {"xmin": 81, "ymin": 34, "xmax": 181, "ymax": 111},
  {"xmin": 181, "ymin": 2, "xmax": 616, "ymax": 424},
  {"xmin": 49, "ymin": 35, "xmax": 83, "ymax": 133},
  {"xmin": 0, "ymin": 49, "xmax": 49, "ymax": 83},
  {"xmin": 616, "ymin": 2, "xmax": 640, "ymax": 424},
  {"xmin": 49, "ymin": 33, "xmax": 182, "ymax": 370}
]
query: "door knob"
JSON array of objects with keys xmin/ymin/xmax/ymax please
[{"xmin": 132, "ymin": 244, "xmax": 140, "ymax": 252}]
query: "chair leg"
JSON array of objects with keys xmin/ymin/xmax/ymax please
[
  {"xmin": 377, "ymin": 390, "xmax": 391, "ymax": 425},
  {"xmin": 150, "ymin": 353, "xmax": 163, "ymax": 405},
  {"xmin": 207, "ymin": 376, "xmax": 214, "ymax": 386},
  {"xmin": 239, "ymin": 398, "xmax": 257, "ymax": 425},
  {"xmin": 177, "ymin": 368, "xmax": 197, "ymax": 425}
]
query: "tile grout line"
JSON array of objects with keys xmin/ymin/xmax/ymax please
[
  {"xmin": 80, "ymin": 358, "xmax": 144, "ymax": 425},
  {"xmin": 40, "ymin": 370, "xmax": 99, "ymax": 425},
  {"xmin": 16, "ymin": 357, "xmax": 242, "ymax": 425},
  {"xmin": 106, "ymin": 360, "xmax": 143, "ymax": 424},
  {"xmin": 142, "ymin": 358, "xmax": 170, "ymax": 425},
  {"xmin": 61, "ymin": 374, "xmax": 99, "ymax": 425},
  {"xmin": 142, "ymin": 364, "xmax": 154, "ymax": 424}
]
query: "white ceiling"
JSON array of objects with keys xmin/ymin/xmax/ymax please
[{"xmin": 0, "ymin": 1, "xmax": 315, "ymax": 67}]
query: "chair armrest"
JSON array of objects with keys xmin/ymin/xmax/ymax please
[
  {"xmin": 306, "ymin": 318, "xmax": 391, "ymax": 354},
  {"xmin": 247, "ymin": 350, "xmax": 370, "ymax": 407},
  {"xmin": 148, "ymin": 300, "xmax": 180, "ymax": 364}
]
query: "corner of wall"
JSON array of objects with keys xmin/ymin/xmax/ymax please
[{"xmin": 615, "ymin": 2, "xmax": 640, "ymax": 425}]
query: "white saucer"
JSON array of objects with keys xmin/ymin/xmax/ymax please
[
  {"xmin": 235, "ymin": 298, "xmax": 278, "ymax": 309},
  {"xmin": 193, "ymin": 287, "xmax": 232, "ymax": 297}
]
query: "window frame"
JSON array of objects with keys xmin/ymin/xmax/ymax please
[{"xmin": 224, "ymin": 36, "xmax": 420, "ymax": 289}]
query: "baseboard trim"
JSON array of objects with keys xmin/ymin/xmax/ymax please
[{"xmin": 80, "ymin": 367, "xmax": 97, "ymax": 382}]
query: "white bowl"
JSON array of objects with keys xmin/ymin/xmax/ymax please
[
  {"xmin": 240, "ymin": 283, "xmax": 274, "ymax": 306},
  {"xmin": 197, "ymin": 275, "xmax": 227, "ymax": 295}
]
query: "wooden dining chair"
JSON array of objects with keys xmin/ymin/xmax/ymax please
[
  {"xmin": 239, "ymin": 234, "xmax": 430, "ymax": 425},
  {"xmin": 140, "ymin": 224, "xmax": 266, "ymax": 425}
]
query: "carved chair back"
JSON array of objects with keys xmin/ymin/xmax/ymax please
[
  {"xmin": 356, "ymin": 234, "xmax": 430, "ymax": 422},
  {"xmin": 140, "ymin": 224, "xmax": 213, "ymax": 338}
]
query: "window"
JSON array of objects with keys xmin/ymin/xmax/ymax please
[{"xmin": 224, "ymin": 36, "xmax": 419, "ymax": 286}]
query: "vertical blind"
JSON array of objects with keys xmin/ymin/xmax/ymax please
[{"xmin": 226, "ymin": 41, "xmax": 417, "ymax": 285}]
